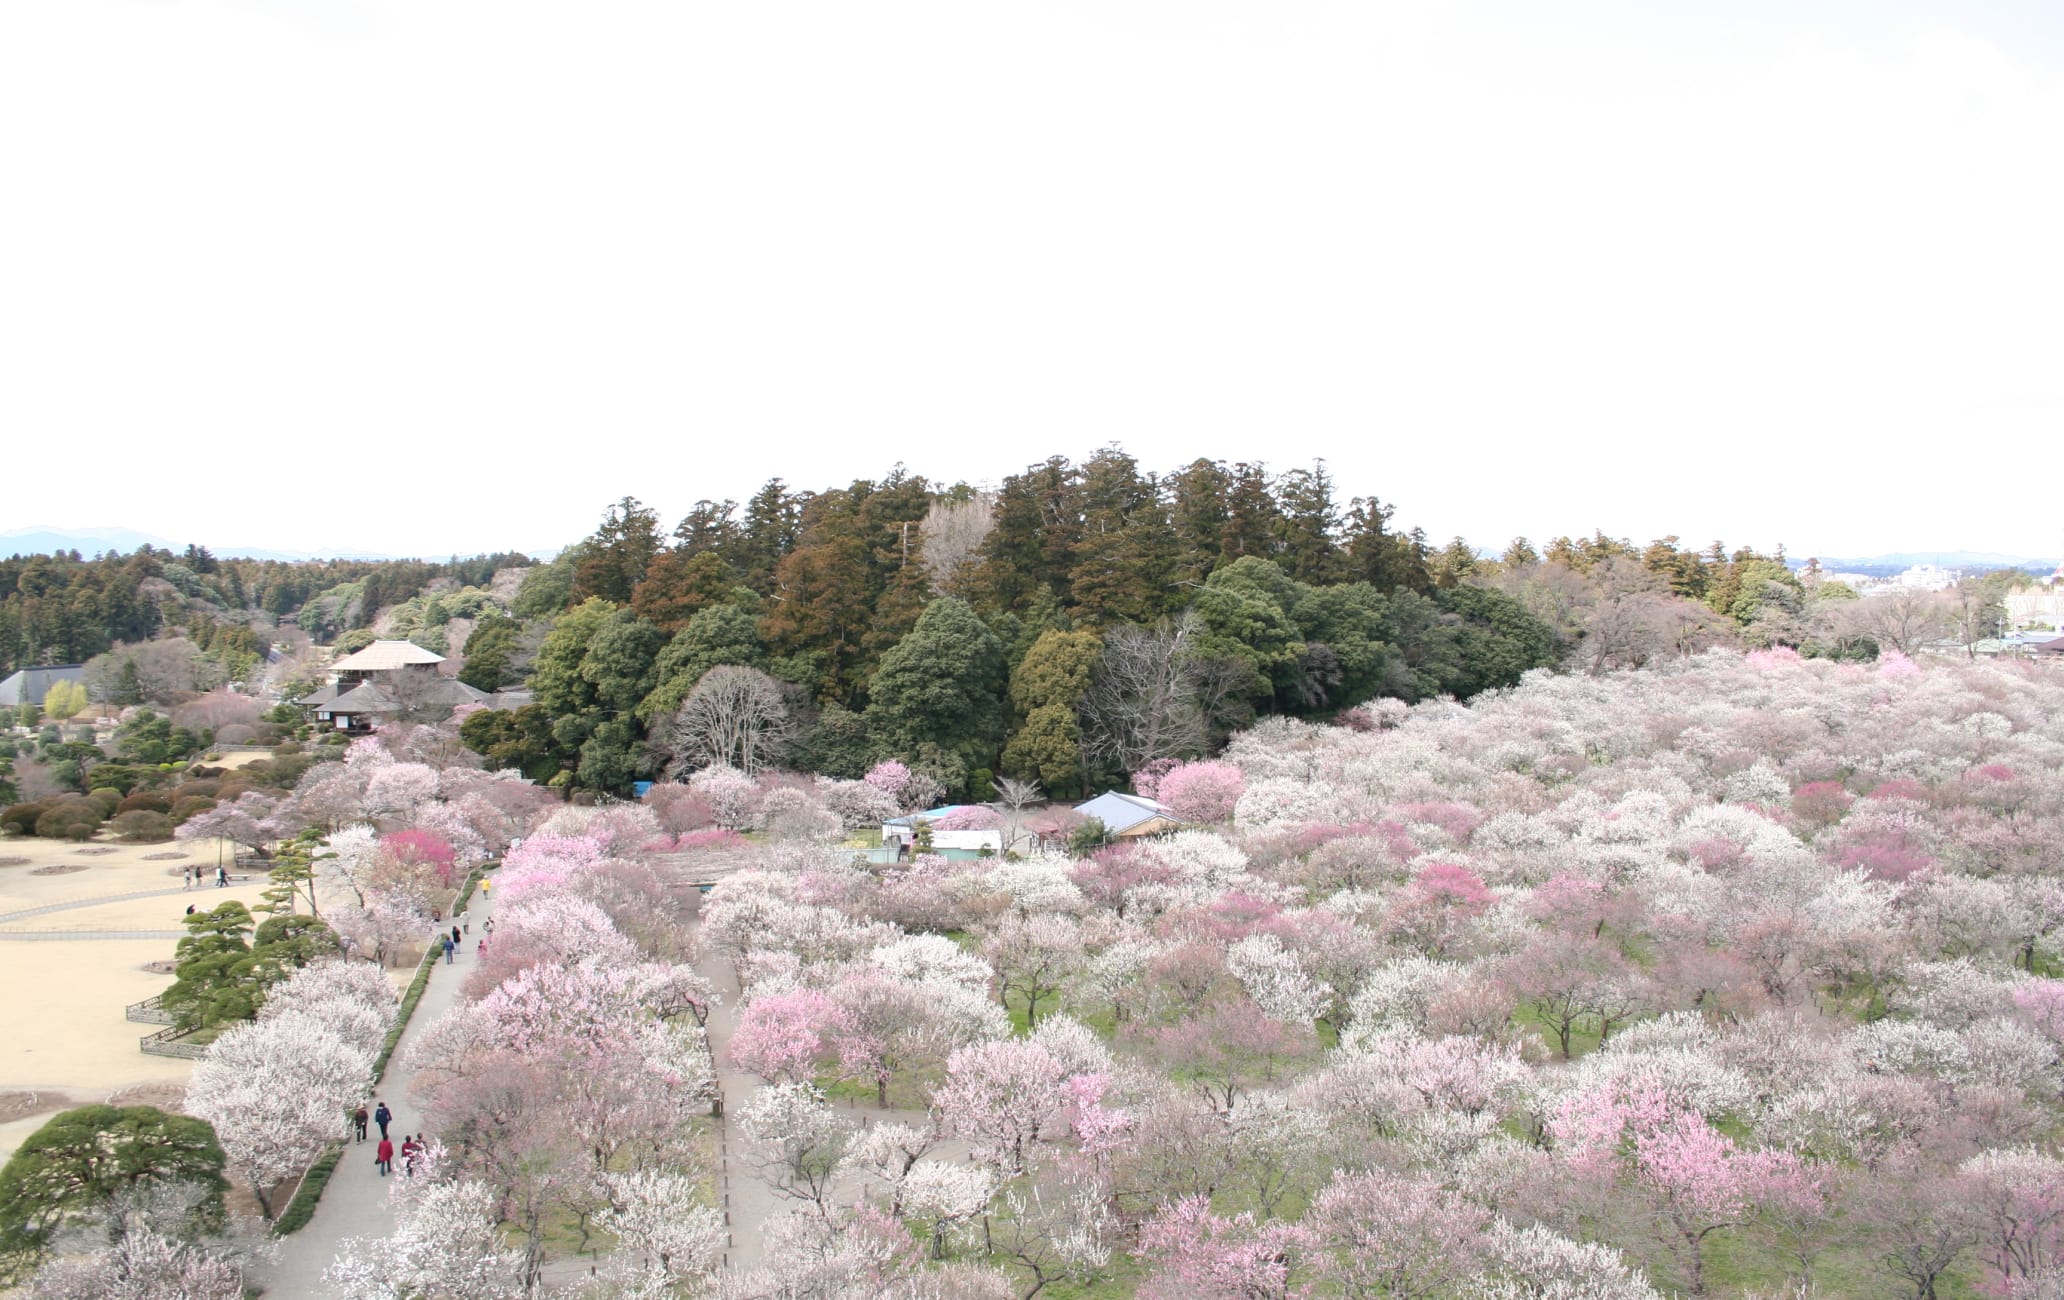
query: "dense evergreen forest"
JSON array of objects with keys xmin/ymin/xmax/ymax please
[{"xmin": 471, "ymin": 449, "xmax": 1560, "ymax": 796}]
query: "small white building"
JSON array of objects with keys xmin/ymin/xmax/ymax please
[{"xmin": 880, "ymin": 806, "xmax": 1005, "ymax": 859}]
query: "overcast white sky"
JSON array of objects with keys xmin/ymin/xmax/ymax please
[{"xmin": 3, "ymin": 1, "xmax": 2061, "ymax": 561}]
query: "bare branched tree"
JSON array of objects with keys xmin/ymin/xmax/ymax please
[
  {"xmin": 1576, "ymin": 558, "xmax": 1730, "ymax": 673},
  {"xmin": 1080, "ymin": 612, "xmax": 1243, "ymax": 772},
  {"xmin": 990, "ymin": 776, "xmax": 1044, "ymax": 854},
  {"xmin": 1842, "ymin": 588, "xmax": 1958, "ymax": 656},
  {"xmin": 653, "ymin": 665, "xmax": 795, "ymax": 776},
  {"xmin": 920, "ymin": 493, "xmax": 996, "ymax": 593},
  {"xmin": 992, "ymin": 777, "xmax": 1042, "ymax": 814}
]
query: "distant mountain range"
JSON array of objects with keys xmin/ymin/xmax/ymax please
[
  {"xmin": 0, "ymin": 525, "xmax": 405, "ymax": 563},
  {"xmin": 1799, "ymin": 552, "xmax": 2061, "ymax": 575}
]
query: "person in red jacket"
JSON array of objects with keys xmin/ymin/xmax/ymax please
[{"xmin": 375, "ymin": 1136, "xmax": 394, "ymax": 1176}]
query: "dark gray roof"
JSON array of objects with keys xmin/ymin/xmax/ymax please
[
  {"xmin": 419, "ymin": 678, "xmax": 490, "ymax": 707},
  {"xmin": 325, "ymin": 683, "xmax": 399, "ymax": 714},
  {"xmin": 0, "ymin": 664, "xmax": 86, "ymax": 709}
]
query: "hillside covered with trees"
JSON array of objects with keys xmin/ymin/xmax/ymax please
[{"xmin": 10, "ymin": 445, "xmax": 1988, "ymax": 806}]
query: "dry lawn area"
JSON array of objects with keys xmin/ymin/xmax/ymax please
[{"xmin": 0, "ymin": 834, "xmax": 268, "ymax": 1162}]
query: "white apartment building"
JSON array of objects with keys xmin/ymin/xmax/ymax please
[
  {"xmin": 1890, "ymin": 564, "xmax": 1960, "ymax": 592},
  {"xmin": 2006, "ymin": 576, "xmax": 2064, "ymax": 631}
]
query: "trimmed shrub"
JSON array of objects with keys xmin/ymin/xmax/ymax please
[
  {"xmin": 34, "ymin": 801, "xmax": 105, "ymax": 840},
  {"xmin": 170, "ymin": 796, "xmax": 219, "ymax": 825},
  {"xmin": 111, "ymin": 810, "xmax": 175, "ymax": 843},
  {"xmin": 1, "ymin": 801, "xmax": 51, "ymax": 836}
]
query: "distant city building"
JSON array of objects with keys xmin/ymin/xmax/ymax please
[
  {"xmin": 1890, "ymin": 564, "xmax": 1959, "ymax": 592},
  {"xmin": 2005, "ymin": 579, "xmax": 2064, "ymax": 632}
]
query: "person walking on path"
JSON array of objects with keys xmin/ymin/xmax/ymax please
[
  {"xmin": 477, "ymin": 937, "xmax": 489, "ymax": 962},
  {"xmin": 399, "ymin": 1135, "xmax": 418, "ymax": 1177},
  {"xmin": 441, "ymin": 935, "xmax": 455, "ymax": 965},
  {"xmin": 375, "ymin": 1137, "xmax": 393, "ymax": 1177},
  {"xmin": 374, "ymin": 1101, "xmax": 392, "ymax": 1141},
  {"xmin": 450, "ymin": 925, "xmax": 461, "ymax": 948},
  {"xmin": 216, "ymin": 865, "xmax": 228, "ymax": 888},
  {"xmin": 181, "ymin": 867, "xmax": 192, "ymax": 890},
  {"xmin": 352, "ymin": 1105, "xmax": 368, "ymax": 1142}
]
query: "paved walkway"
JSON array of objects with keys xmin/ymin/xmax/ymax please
[
  {"xmin": 0, "ymin": 929, "xmax": 186, "ymax": 940},
  {"xmin": 697, "ymin": 938, "xmax": 781, "ymax": 1273},
  {"xmin": 258, "ymin": 891, "xmax": 496, "ymax": 1297},
  {"xmin": 0, "ymin": 885, "xmax": 196, "ymax": 925}
]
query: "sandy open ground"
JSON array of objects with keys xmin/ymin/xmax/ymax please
[{"xmin": 0, "ymin": 834, "xmax": 267, "ymax": 1162}]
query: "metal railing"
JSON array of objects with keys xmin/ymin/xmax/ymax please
[
  {"xmin": 125, "ymin": 994, "xmax": 174, "ymax": 1025},
  {"xmin": 139, "ymin": 1024, "xmax": 206, "ymax": 1060}
]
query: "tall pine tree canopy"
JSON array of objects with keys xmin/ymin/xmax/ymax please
[{"xmin": 446, "ymin": 449, "xmax": 1574, "ymax": 792}]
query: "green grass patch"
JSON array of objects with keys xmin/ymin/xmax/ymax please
[
  {"xmin": 1509, "ymin": 1004, "xmax": 1604, "ymax": 1060},
  {"xmin": 271, "ymin": 1143, "xmax": 344, "ymax": 1236}
]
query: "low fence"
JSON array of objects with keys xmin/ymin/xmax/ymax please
[
  {"xmin": 139, "ymin": 1024, "xmax": 206, "ymax": 1060},
  {"xmin": 126, "ymin": 994, "xmax": 174, "ymax": 1025}
]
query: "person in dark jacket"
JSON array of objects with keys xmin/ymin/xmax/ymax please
[
  {"xmin": 374, "ymin": 1101, "xmax": 392, "ymax": 1140},
  {"xmin": 352, "ymin": 1105, "xmax": 368, "ymax": 1142}
]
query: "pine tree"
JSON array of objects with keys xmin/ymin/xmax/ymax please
[
  {"xmin": 672, "ymin": 499, "xmax": 741, "ymax": 558},
  {"xmin": 254, "ymin": 831, "xmax": 324, "ymax": 918},
  {"xmin": 1221, "ymin": 462, "xmax": 1282, "ymax": 562},
  {"xmin": 632, "ymin": 549, "xmax": 744, "ymax": 633},
  {"xmin": 572, "ymin": 496, "xmax": 664, "ymax": 604},
  {"xmin": 1167, "ymin": 458, "xmax": 1231, "ymax": 584},
  {"xmin": 1271, "ymin": 462, "xmax": 1346, "ymax": 585},
  {"xmin": 965, "ymin": 463, "xmax": 1058, "ymax": 611},
  {"xmin": 1342, "ymin": 496, "xmax": 1432, "ymax": 595},
  {"xmin": 737, "ymin": 479, "xmax": 804, "ymax": 593},
  {"xmin": 1069, "ymin": 448, "xmax": 1179, "ymax": 626}
]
